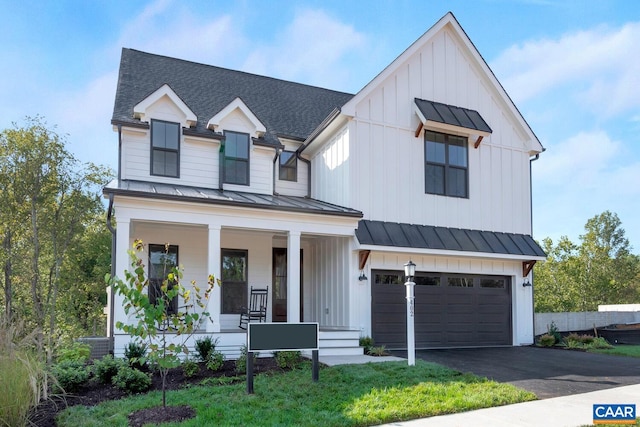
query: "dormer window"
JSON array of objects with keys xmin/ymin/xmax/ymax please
[
  {"xmin": 425, "ymin": 130, "xmax": 468, "ymax": 198},
  {"xmin": 223, "ymin": 131, "xmax": 250, "ymax": 185},
  {"xmin": 151, "ymin": 120, "xmax": 180, "ymax": 177},
  {"xmin": 279, "ymin": 151, "xmax": 297, "ymax": 182}
]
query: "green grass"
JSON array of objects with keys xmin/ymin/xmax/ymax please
[
  {"xmin": 57, "ymin": 360, "xmax": 536, "ymax": 426},
  {"xmin": 589, "ymin": 344, "xmax": 640, "ymax": 358}
]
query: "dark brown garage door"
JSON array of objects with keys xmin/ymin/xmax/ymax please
[{"xmin": 371, "ymin": 270, "xmax": 512, "ymax": 349}]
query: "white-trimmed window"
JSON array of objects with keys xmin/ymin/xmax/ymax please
[
  {"xmin": 151, "ymin": 120, "xmax": 180, "ymax": 177},
  {"xmin": 279, "ymin": 151, "xmax": 297, "ymax": 181},
  {"xmin": 425, "ymin": 130, "xmax": 468, "ymax": 198},
  {"xmin": 223, "ymin": 131, "xmax": 250, "ymax": 185}
]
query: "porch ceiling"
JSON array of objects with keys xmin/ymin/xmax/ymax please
[{"xmin": 104, "ymin": 179, "xmax": 363, "ymax": 218}]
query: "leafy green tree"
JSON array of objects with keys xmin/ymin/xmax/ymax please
[
  {"xmin": 0, "ymin": 117, "xmax": 112, "ymax": 359},
  {"xmin": 112, "ymin": 239, "xmax": 219, "ymax": 408},
  {"xmin": 535, "ymin": 211, "xmax": 640, "ymax": 312}
]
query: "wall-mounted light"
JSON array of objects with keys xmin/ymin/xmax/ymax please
[
  {"xmin": 522, "ymin": 279, "xmax": 532, "ymax": 287},
  {"xmin": 358, "ymin": 271, "xmax": 368, "ymax": 281}
]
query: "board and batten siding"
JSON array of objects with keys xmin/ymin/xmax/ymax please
[
  {"xmin": 311, "ymin": 126, "xmax": 350, "ymax": 207},
  {"xmin": 362, "ymin": 251, "xmax": 534, "ymax": 346},
  {"xmin": 307, "ymin": 236, "xmax": 351, "ymax": 329},
  {"xmin": 344, "ymin": 25, "xmax": 533, "ymax": 235}
]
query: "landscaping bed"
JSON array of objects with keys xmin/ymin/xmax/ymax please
[{"xmin": 29, "ymin": 358, "xmax": 282, "ymax": 427}]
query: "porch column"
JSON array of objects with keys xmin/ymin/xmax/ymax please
[
  {"xmin": 112, "ymin": 217, "xmax": 131, "ymax": 333},
  {"xmin": 206, "ymin": 224, "xmax": 221, "ymax": 332},
  {"xmin": 287, "ymin": 231, "xmax": 301, "ymax": 323}
]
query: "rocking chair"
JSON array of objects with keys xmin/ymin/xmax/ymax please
[{"xmin": 239, "ymin": 286, "xmax": 269, "ymax": 330}]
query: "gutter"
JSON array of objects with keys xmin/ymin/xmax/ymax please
[
  {"xmin": 117, "ymin": 124, "xmax": 122, "ymax": 182},
  {"xmin": 298, "ymin": 107, "xmax": 342, "ymax": 154},
  {"xmin": 106, "ymin": 193, "xmax": 116, "ymax": 354},
  {"xmin": 272, "ymin": 146, "xmax": 283, "ymax": 195}
]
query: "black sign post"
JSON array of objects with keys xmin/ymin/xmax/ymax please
[{"xmin": 246, "ymin": 322, "xmax": 319, "ymax": 394}]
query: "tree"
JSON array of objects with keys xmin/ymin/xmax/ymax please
[
  {"xmin": 112, "ymin": 240, "xmax": 218, "ymax": 408},
  {"xmin": 0, "ymin": 117, "xmax": 112, "ymax": 358},
  {"xmin": 534, "ymin": 211, "xmax": 640, "ymax": 312}
]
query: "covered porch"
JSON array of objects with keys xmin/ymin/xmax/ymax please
[{"xmin": 105, "ymin": 184, "xmax": 364, "ymax": 356}]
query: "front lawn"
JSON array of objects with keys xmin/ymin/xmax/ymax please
[
  {"xmin": 56, "ymin": 360, "xmax": 536, "ymax": 426},
  {"xmin": 589, "ymin": 344, "xmax": 640, "ymax": 358}
]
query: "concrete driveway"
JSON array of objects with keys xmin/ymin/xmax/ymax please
[{"xmin": 393, "ymin": 346, "xmax": 640, "ymax": 399}]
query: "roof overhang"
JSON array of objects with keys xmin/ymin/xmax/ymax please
[
  {"xmin": 414, "ymin": 98, "xmax": 492, "ymax": 147},
  {"xmin": 355, "ymin": 220, "xmax": 546, "ymax": 261}
]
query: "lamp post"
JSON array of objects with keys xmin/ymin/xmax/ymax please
[{"xmin": 404, "ymin": 259, "xmax": 416, "ymax": 366}]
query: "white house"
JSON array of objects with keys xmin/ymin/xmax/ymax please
[{"xmin": 104, "ymin": 12, "xmax": 546, "ymax": 357}]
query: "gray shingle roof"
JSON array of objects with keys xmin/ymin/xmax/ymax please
[
  {"xmin": 356, "ymin": 220, "xmax": 545, "ymax": 258},
  {"xmin": 113, "ymin": 48, "xmax": 355, "ymax": 146},
  {"xmin": 415, "ymin": 98, "xmax": 492, "ymax": 134},
  {"xmin": 104, "ymin": 180, "xmax": 363, "ymax": 218}
]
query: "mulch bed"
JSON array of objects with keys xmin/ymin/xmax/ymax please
[{"xmin": 29, "ymin": 358, "xmax": 282, "ymax": 427}]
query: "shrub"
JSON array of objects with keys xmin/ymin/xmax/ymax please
[
  {"xmin": 235, "ymin": 345, "xmax": 258, "ymax": 373},
  {"xmin": 124, "ymin": 341, "xmax": 148, "ymax": 370},
  {"xmin": 590, "ymin": 337, "xmax": 613, "ymax": 349},
  {"xmin": 538, "ymin": 334, "xmax": 556, "ymax": 347},
  {"xmin": 205, "ymin": 351, "xmax": 225, "ymax": 372},
  {"xmin": 359, "ymin": 336, "xmax": 374, "ymax": 354},
  {"xmin": 112, "ymin": 366, "xmax": 151, "ymax": 394},
  {"xmin": 547, "ymin": 321, "xmax": 562, "ymax": 344},
  {"xmin": 50, "ymin": 360, "xmax": 90, "ymax": 393},
  {"xmin": 368, "ymin": 345, "xmax": 388, "ymax": 356},
  {"xmin": 56, "ymin": 341, "xmax": 91, "ymax": 364},
  {"xmin": 92, "ymin": 355, "xmax": 126, "ymax": 384},
  {"xmin": 182, "ymin": 359, "xmax": 200, "ymax": 378},
  {"xmin": 274, "ymin": 351, "xmax": 302, "ymax": 369},
  {"xmin": 195, "ymin": 336, "xmax": 218, "ymax": 362}
]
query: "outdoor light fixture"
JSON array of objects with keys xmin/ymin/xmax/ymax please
[
  {"xmin": 404, "ymin": 259, "xmax": 416, "ymax": 282},
  {"xmin": 522, "ymin": 279, "xmax": 532, "ymax": 287},
  {"xmin": 404, "ymin": 259, "xmax": 416, "ymax": 366},
  {"xmin": 358, "ymin": 271, "xmax": 368, "ymax": 281}
]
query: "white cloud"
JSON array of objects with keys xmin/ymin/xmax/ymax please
[
  {"xmin": 492, "ymin": 22, "xmax": 640, "ymax": 118},
  {"xmin": 532, "ymin": 130, "xmax": 640, "ymax": 248},
  {"xmin": 241, "ymin": 9, "xmax": 368, "ymax": 91}
]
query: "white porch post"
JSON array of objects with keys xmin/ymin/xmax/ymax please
[
  {"xmin": 287, "ymin": 231, "xmax": 301, "ymax": 323},
  {"xmin": 112, "ymin": 217, "xmax": 131, "ymax": 336},
  {"xmin": 206, "ymin": 224, "xmax": 221, "ymax": 332}
]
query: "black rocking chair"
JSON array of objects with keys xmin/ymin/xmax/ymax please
[{"xmin": 239, "ymin": 286, "xmax": 269, "ymax": 330}]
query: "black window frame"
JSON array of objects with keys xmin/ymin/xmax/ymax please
[
  {"xmin": 223, "ymin": 131, "xmax": 250, "ymax": 185},
  {"xmin": 424, "ymin": 130, "xmax": 469, "ymax": 198},
  {"xmin": 150, "ymin": 119, "xmax": 180, "ymax": 178},
  {"xmin": 221, "ymin": 249, "xmax": 248, "ymax": 314},
  {"xmin": 148, "ymin": 244, "xmax": 179, "ymax": 315},
  {"xmin": 278, "ymin": 150, "xmax": 298, "ymax": 182},
  {"xmin": 373, "ymin": 270, "xmax": 510, "ymax": 290}
]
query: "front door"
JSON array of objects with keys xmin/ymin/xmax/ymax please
[{"xmin": 272, "ymin": 248, "xmax": 303, "ymax": 322}]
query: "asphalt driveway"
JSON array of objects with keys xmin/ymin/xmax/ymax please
[{"xmin": 393, "ymin": 346, "xmax": 640, "ymax": 399}]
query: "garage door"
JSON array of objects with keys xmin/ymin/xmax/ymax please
[{"xmin": 371, "ymin": 270, "xmax": 512, "ymax": 349}]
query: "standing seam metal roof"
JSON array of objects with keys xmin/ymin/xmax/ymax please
[
  {"xmin": 356, "ymin": 220, "xmax": 546, "ymax": 258},
  {"xmin": 415, "ymin": 98, "xmax": 492, "ymax": 134}
]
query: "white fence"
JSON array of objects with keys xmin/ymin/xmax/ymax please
[{"xmin": 535, "ymin": 311, "xmax": 640, "ymax": 336}]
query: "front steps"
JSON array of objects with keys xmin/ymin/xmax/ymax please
[{"xmin": 318, "ymin": 329, "xmax": 363, "ymax": 356}]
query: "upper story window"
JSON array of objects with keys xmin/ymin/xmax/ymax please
[
  {"xmin": 425, "ymin": 130, "xmax": 468, "ymax": 198},
  {"xmin": 223, "ymin": 131, "xmax": 250, "ymax": 185},
  {"xmin": 279, "ymin": 151, "xmax": 297, "ymax": 182},
  {"xmin": 151, "ymin": 120, "xmax": 180, "ymax": 177}
]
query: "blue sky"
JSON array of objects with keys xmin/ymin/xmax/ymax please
[{"xmin": 1, "ymin": 0, "xmax": 639, "ymax": 252}]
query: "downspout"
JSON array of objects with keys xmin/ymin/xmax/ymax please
[
  {"xmin": 106, "ymin": 193, "xmax": 116, "ymax": 354},
  {"xmin": 117, "ymin": 124, "xmax": 122, "ymax": 182},
  {"xmin": 297, "ymin": 153, "xmax": 311, "ymax": 198},
  {"xmin": 529, "ymin": 150, "xmax": 543, "ymax": 342},
  {"xmin": 272, "ymin": 147, "xmax": 282, "ymax": 195}
]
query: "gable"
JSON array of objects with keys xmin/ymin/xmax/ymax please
[
  {"xmin": 133, "ymin": 84, "xmax": 197, "ymax": 128},
  {"xmin": 340, "ymin": 12, "xmax": 543, "ymax": 154},
  {"xmin": 207, "ymin": 97, "xmax": 266, "ymax": 138}
]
